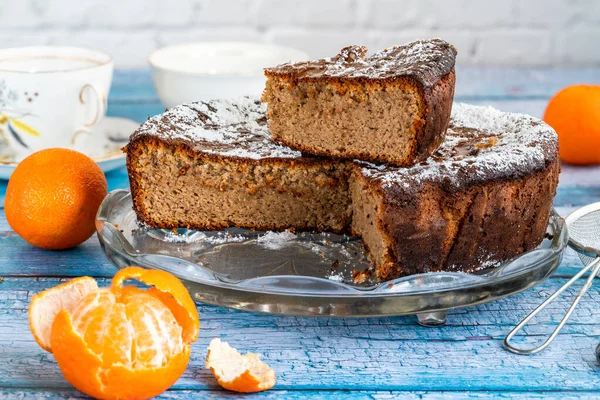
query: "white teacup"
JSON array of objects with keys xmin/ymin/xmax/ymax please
[{"xmin": 0, "ymin": 46, "xmax": 113, "ymax": 160}]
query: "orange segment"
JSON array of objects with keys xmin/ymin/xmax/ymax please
[
  {"xmin": 28, "ymin": 276, "xmax": 98, "ymax": 352},
  {"xmin": 112, "ymin": 267, "xmax": 200, "ymax": 343},
  {"xmin": 121, "ymin": 287, "xmax": 185, "ymax": 366},
  {"xmin": 50, "ymin": 310, "xmax": 105, "ymax": 399},
  {"xmin": 206, "ymin": 338, "xmax": 276, "ymax": 393},
  {"xmin": 98, "ymin": 350, "xmax": 190, "ymax": 400},
  {"xmin": 72, "ymin": 290, "xmax": 134, "ymax": 366}
]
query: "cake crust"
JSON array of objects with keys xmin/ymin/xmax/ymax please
[{"xmin": 264, "ymin": 39, "xmax": 456, "ymax": 87}]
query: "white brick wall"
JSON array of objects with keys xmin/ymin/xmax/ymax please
[{"xmin": 1, "ymin": 0, "xmax": 598, "ymax": 67}]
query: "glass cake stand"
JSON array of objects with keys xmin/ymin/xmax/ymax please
[{"xmin": 96, "ymin": 189, "xmax": 568, "ymax": 324}]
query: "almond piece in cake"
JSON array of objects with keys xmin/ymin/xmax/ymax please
[{"xmin": 262, "ymin": 39, "xmax": 457, "ymax": 167}]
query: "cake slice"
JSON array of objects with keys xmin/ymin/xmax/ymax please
[
  {"xmin": 262, "ymin": 39, "xmax": 457, "ymax": 167},
  {"xmin": 125, "ymin": 97, "xmax": 352, "ymax": 232}
]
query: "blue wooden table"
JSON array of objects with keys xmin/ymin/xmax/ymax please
[{"xmin": 1, "ymin": 68, "xmax": 600, "ymax": 399}]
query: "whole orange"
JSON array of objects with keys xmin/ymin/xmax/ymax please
[
  {"xmin": 543, "ymin": 84, "xmax": 600, "ymax": 165},
  {"xmin": 5, "ymin": 148, "xmax": 108, "ymax": 249}
]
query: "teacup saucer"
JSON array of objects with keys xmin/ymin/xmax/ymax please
[{"xmin": 0, "ymin": 116, "xmax": 138, "ymax": 180}]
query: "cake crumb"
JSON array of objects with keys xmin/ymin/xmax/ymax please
[{"xmin": 352, "ymin": 268, "xmax": 372, "ymax": 284}]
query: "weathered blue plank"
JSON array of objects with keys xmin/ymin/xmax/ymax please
[
  {"xmin": 455, "ymin": 67, "xmax": 600, "ymax": 100},
  {"xmin": 555, "ymin": 185, "xmax": 600, "ymax": 208},
  {"xmin": 2, "ymin": 389, "xmax": 600, "ymax": 400},
  {"xmin": 105, "ymin": 167, "xmax": 130, "ymax": 191},
  {"xmin": 107, "ymin": 100, "xmax": 164, "ymax": 124},
  {"xmin": 109, "ymin": 69, "xmax": 157, "ymax": 102},
  {"xmin": 3, "ymin": 276, "xmax": 600, "ymax": 329},
  {"xmin": 465, "ymin": 99, "xmax": 548, "ymax": 119},
  {"xmin": 1, "ymin": 277, "xmax": 599, "ymax": 392},
  {"xmin": 0, "ymin": 233, "xmax": 117, "ymax": 277},
  {"xmin": 4, "ymin": 389, "xmax": 600, "ymax": 400}
]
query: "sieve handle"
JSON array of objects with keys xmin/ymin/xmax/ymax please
[{"xmin": 504, "ymin": 257, "xmax": 600, "ymax": 354}]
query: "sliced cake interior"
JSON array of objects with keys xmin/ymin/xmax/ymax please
[
  {"xmin": 348, "ymin": 174, "xmax": 392, "ymax": 272},
  {"xmin": 264, "ymin": 73, "xmax": 425, "ymax": 165}
]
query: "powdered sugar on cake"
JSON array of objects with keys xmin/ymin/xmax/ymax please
[
  {"xmin": 265, "ymin": 39, "xmax": 457, "ymax": 87},
  {"xmin": 132, "ymin": 98, "xmax": 557, "ymax": 188},
  {"xmin": 360, "ymin": 103, "xmax": 559, "ymax": 191},
  {"xmin": 131, "ymin": 97, "xmax": 302, "ymax": 160}
]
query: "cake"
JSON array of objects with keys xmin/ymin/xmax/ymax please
[
  {"xmin": 125, "ymin": 98, "xmax": 559, "ymax": 282},
  {"xmin": 262, "ymin": 39, "xmax": 457, "ymax": 167}
]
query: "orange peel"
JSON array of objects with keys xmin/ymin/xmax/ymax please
[
  {"xmin": 29, "ymin": 276, "xmax": 98, "ymax": 352},
  {"xmin": 206, "ymin": 338, "xmax": 276, "ymax": 393},
  {"xmin": 112, "ymin": 266, "xmax": 199, "ymax": 343}
]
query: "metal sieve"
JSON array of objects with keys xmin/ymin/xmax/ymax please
[{"xmin": 504, "ymin": 202, "xmax": 600, "ymax": 354}]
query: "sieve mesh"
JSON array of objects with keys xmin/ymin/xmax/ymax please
[{"xmin": 566, "ymin": 207, "xmax": 600, "ymax": 266}]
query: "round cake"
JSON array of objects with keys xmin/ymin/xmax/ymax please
[{"xmin": 125, "ymin": 98, "xmax": 559, "ymax": 282}]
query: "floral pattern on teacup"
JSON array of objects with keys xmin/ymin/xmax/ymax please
[{"xmin": 0, "ymin": 80, "xmax": 41, "ymax": 149}]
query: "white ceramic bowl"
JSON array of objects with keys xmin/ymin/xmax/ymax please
[{"xmin": 149, "ymin": 42, "xmax": 309, "ymax": 108}]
